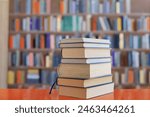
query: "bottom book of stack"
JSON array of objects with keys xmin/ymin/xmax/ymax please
[{"xmin": 58, "ymin": 75, "xmax": 114, "ymax": 99}]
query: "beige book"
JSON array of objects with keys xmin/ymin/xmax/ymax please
[
  {"xmin": 60, "ymin": 38, "xmax": 110, "ymax": 44},
  {"xmin": 62, "ymin": 48, "xmax": 111, "ymax": 58},
  {"xmin": 60, "ymin": 43, "xmax": 110, "ymax": 48},
  {"xmin": 28, "ymin": 69, "xmax": 39, "ymax": 74},
  {"xmin": 46, "ymin": 55, "xmax": 50, "ymax": 67},
  {"xmin": 59, "ymin": 83, "xmax": 114, "ymax": 99},
  {"xmin": 58, "ymin": 75, "xmax": 112, "ymax": 87},
  {"xmin": 58, "ymin": 63, "xmax": 111, "ymax": 79},
  {"xmin": 140, "ymin": 69, "xmax": 146, "ymax": 85},
  {"xmin": 7, "ymin": 71, "xmax": 15, "ymax": 85}
]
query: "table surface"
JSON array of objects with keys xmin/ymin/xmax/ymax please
[{"xmin": 0, "ymin": 88, "xmax": 150, "ymax": 100}]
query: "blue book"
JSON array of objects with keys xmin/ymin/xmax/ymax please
[
  {"xmin": 22, "ymin": 52, "xmax": 27, "ymax": 66},
  {"xmin": 119, "ymin": 0, "xmax": 124, "ymax": 13},
  {"xmin": 106, "ymin": 0, "xmax": 110, "ymax": 13},
  {"xmin": 31, "ymin": 17, "xmax": 36, "ymax": 31},
  {"xmin": 147, "ymin": 54, "xmax": 150, "ymax": 66},
  {"xmin": 123, "ymin": 16, "xmax": 127, "ymax": 31},
  {"xmin": 30, "ymin": 18, "xmax": 33, "ymax": 31},
  {"xmin": 111, "ymin": 51, "xmax": 115, "ymax": 67},
  {"xmin": 128, "ymin": 52, "xmax": 132, "ymax": 67},
  {"xmin": 46, "ymin": 33, "xmax": 51, "ymax": 48},
  {"xmin": 76, "ymin": 0, "xmax": 79, "ymax": 13},
  {"xmin": 72, "ymin": 0, "xmax": 77, "ymax": 13},
  {"xmin": 35, "ymin": 35, "xmax": 40, "ymax": 48},
  {"xmin": 134, "ymin": 69, "xmax": 140, "ymax": 85},
  {"xmin": 103, "ymin": 0, "xmax": 107, "ymax": 13},
  {"xmin": 112, "ymin": 34, "xmax": 119, "ymax": 48},
  {"xmin": 55, "ymin": 36, "xmax": 62, "ymax": 48},
  {"xmin": 114, "ymin": 19, "xmax": 117, "ymax": 31},
  {"xmin": 26, "ymin": 34, "xmax": 31, "ymax": 49},
  {"xmin": 26, "ymin": 0, "xmax": 31, "ymax": 14},
  {"xmin": 36, "ymin": 18, "xmax": 40, "ymax": 30},
  {"xmin": 12, "ymin": 52, "xmax": 17, "ymax": 66},
  {"xmin": 97, "ymin": 19, "xmax": 102, "ymax": 31},
  {"xmin": 79, "ymin": 0, "xmax": 86, "ymax": 13},
  {"xmin": 90, "ymin": 0, "xmax": 99, "ymax": 14},
  {"xmin": 129, "ymin": 35, "xmax": 133, "ymax": 48},
  {"xmin": 16, "ymin": 34, "xmax": 20, "ymax": 49},
  {"xmin": 14, "ymin": 0, "xmax": 19, "ymax": 14},
  {"xmin": 49, "ymin": 71, "xmax": 58, "ymax": 86},
  {"xmin": 111, "ymin": 0, "xmax": 116, "ymax": 13}
]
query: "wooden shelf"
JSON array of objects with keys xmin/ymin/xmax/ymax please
[
  {"xmin": 112, "ymin": 67, "xmax": 150, "ymax": 70},
  {"xmin": 8, "ymin": 83, "xmax": 51, "ymax": 88},
  {"xmin": 9, "ymin": 13, "xmax": 150, "ymax": 18},
  {"xmin": 8, "ymin": 66, "xmax": 57, "ymax": 70},
  {"xmin": 9, "ymin": 31, "xmax": 150, "ymax": 35},
  {"xmin": 9, "ymin": 48, "xmax": 150, "ymax": 52},
  {"xmin": 9, "ymin": 48, "xmax": 61, "ymax": 53},
  {"xmin": 112, "ymin": 48, "xmax": 150, "ymax": 52}
]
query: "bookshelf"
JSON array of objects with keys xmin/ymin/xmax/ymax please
[
  {"xmin": 0, "ymin": 0, "xmax": 9, "ymax": 88},
  {"xmin": 7, "ymin": 0, "xmax": 150, "ymax": 89}
]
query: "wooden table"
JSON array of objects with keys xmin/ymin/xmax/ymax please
[{"xmin": 0, "ymin": 88, "xmax": 150, "ymax": 100}]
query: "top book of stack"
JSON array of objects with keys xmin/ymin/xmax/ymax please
[{"xmin": 60, "ymin": 38, "xmax": 111, "ymax": 58}]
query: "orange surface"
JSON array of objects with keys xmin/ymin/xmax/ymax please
[{"xmin": 0, "ymin": 89, "xmax": 150, "ymax": 100}]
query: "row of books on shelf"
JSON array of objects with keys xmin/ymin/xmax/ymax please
[
  {"xmin": 8, "ymin": 33, "xmax": 150, "ymax": 50},
  {"xmin": 11, "ymin": 0, "xmax": 129, "ymax": 14},
  {"xmin": 8, "ymin": 51, "xmax": 61, "ymax": 68},
  {"xmin": 114, "ymin": 69, "xmax": 150, "ymax": 86},
  {"xmin": 111, "ymin": 34, "xmax": 150, "ymax": 49},
  {"xmin": 10, "ymin": 16, "xmax": 150, "ymax": 32},
  {"xmin": 112, "ymin": 51, "xmax": 150, "ymax": 68},
  {"xmin": 9, "ymin": 34, "xmax": 63, "ymax": 49},
  {"xmin": 7, "ymin": 69, "xmax": 57, "ymax": 85}
]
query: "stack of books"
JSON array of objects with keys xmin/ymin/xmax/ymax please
[{"xmin": 58, "ymin": 38, "xmax": 114, "ymax": 99}]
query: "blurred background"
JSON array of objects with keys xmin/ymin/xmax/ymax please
[{"xmin": 0, "ymin": 0, "xmax": 150, "ymax": 89}]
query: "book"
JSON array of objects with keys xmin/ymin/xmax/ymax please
[
  {"xmin": 60, "ymin": 38, "xmax": 110, "ymax": 44},
  {"xmin": 7, "ymin": 71, "xmax": 15, "ymax": 85},
  {"xmin": 16, "ymin": 70, "xmax": 25, "ymax": 84},
  {"xmin": 59, "ymin": 83, "xmax": 114, "ymax": 99},
  {"xmin": 58, "ymin": 75, "xmax": 112, "ymax": 88},
  {"xmin": 60, "ymin": 43, "xmax": 110, "ymax": 48},
  {"xmin": 58, "ymin": 63, "xmax": 111, "ymax": 79},
  {"xmin": 62, "ymin": 48, "xmax": 111, "ymax": 58},
  {"xmin": 61, "ymin": 58, "xmax": 111, "ymax": 64}
]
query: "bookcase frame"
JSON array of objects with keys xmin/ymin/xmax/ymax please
[{"xmin": 0, "ymin": 0, "xmax": 9, "ymax": 88}]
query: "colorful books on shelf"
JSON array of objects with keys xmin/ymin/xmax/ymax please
[
  {"xmin": 57, "ymin": 38, "xmax": 114, "ymax": 99},
  {"xmin": 9, "ymin": 34, "xmax": 63, "ymax": 49},
  {"xmin": 11, "ymin": 0, "xmax": 127, "ymax": 14},
  {"xmin": 8, "ymin": 51, "xmax": 61, "ymax": 68},
  {"xmin": 10, "ymin": 15, "xmax": 150, "ymax": 33},
  {"xmin": 113, "ymin": 68, "xmax": 150, "ymax": 87},
  {"xmin": 7, "ymin": 69, "xmax": 58, "ymax": 86}
]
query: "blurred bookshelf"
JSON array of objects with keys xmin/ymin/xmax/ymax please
[{"xmin": 7, "ymin": 0, "xmax": 150, "ymax": 89}]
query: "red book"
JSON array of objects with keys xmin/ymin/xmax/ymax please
[
  {"xmin": 91, "ymin": 16, "xmax": 97, "ymax": 32},
  {"xmin": 20, "ymin": 36, "xmax": 25, "ymax": 49},
  {"xmin": 33, "ymin": 0, "xmax": 40, "ymax": 14},
  {"xmin": 40, "ymin": 35, "xmax": 45, "ymax": 48},
  {"xmin": 16, "ymin": 70, "xmax": 21, "ymax": 84},
  {"xmin": 9, "ymin": 35, "xmax": 14, "ymax": 49},
  {"xmin": 128, "ymin": 70, "xmax": 134, "ymax": 84},
  {"xmin": 15, "ymin": 18, "xmax": 20, "ymax": 32},
  {"xmin": 60, "ymin": 0, "xmax": 64, "ymax": 14},
  {"xmin": 146, "ymin": 17, "xmax": 150, "ymax": 31}
]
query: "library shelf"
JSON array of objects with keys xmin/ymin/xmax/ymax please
[
  {"xmin": 9, "ymin": 48, "xmax": 61, "ymax": 53},
  {"xmin": 9, "ymin": 13, "xmax": 150, "ymax": 18},
  {"xmin": 8, "ymin": 66, "xmax": 57, "ymax": 70},
  {"xmin": 9, "ymin": 31, "xmax": 150, "ymax": 35}
]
